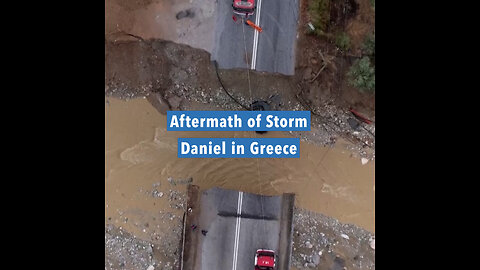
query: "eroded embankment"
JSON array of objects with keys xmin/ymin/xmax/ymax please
[{"xmin": 105, "ymin": 38, "xmax": 375, "ymax": 159}]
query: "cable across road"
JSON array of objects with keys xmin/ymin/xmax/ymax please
[
  {"xmin": 229, "ymin": 12, "xmax": 270, "ymax": 270},
  {"xmin": 213, "ymin": 60, "xmax": 251, "ymax": 110}
]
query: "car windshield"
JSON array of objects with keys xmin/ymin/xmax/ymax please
[{"xmin": 236, "ymin": 1, "xmax": 253, "ymax": 7}]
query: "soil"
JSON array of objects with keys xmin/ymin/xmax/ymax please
[
  {"xmin": 105, "ymin": 183, "xmax": 188, "ymax": 270},
  {"xmin": 296, "ymin": 0, "xmax": 375, "ymax": 117},
  {"xmin": 105, "ymin": 38, "xmax": 375, "ymax": 159},
  {"xmin": 105, "ymin": 0, "xmax": 375, "ymax": 159}
]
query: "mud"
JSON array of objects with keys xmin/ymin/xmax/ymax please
[
  {"xmin": 105, "ymin": 0, "xmax": 216, "ymax": 53},
  {"xmin": 105, "ymin": 38, "xmax": 375, "ymax": 159},
  {"xmin": 105, "ymin": 97, "xmax": 374, "ymax": 230},
  {"xmin": 105, "ymin": 97, "xmax": 374, "ymax": 269}
]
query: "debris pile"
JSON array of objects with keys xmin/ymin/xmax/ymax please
[{"xmin": 292, "ymin": 208, "xmax": 375, "ymax": 270}]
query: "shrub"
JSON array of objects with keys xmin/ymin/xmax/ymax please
[
  {"xmin": 348, "ymin": 57, "xmax": 375, "ymax": 92},
  {"xmin": 362, "ymin": 32, "xmax": 375, "ymax": 56},
  {"xmin": 335, "ymin": 32, "xmax": 351, "ymax": 51},
  {"xmin": 308, "ymin": 0, "xmax": 330, "ymax": 35}
]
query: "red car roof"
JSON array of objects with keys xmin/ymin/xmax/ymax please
[{"xmin": 257, "ymin": 255, "xmax": 274, "ymax": 267}]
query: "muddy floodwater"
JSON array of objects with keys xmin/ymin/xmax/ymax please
[{"xmin": 105, "ymin": 97, "xmax": 375, "ymax": 233}]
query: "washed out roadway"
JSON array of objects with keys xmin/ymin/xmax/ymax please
[{"xmin": 182, "ymin": 186, "xmax": 295, "ymax": 270}]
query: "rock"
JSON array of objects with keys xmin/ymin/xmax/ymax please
[
  {"xmin": 167, "ymin": 177, "xmax": 193, "ymax": 185},
  {"xmin": 173, "ymin": 70, "xmax": 188, "ymax": 82},
  {"xmin": 361, "ymin": 158, "xmax": 369, "ymax": 165},
  {"xmin": 152, "ymin": 189, "xmax": 164, "ymax": 198},
  {"xmin": 178, "ymin": 177, "xmax": 194, "ymax": 185},
  {"xmin": 312, "ymin": 254, "xmax": 321, "ymax": 265},
  {"xmin": 369, "ymin": 238, "xmax": 375, "ymax": 250},
  {"xmin": 167, "ymin": 95, "xmax": 182, "ymax": 110},
  {"xmin": 307, "ymin": 262, "xmax": 316, "ymax": 268},
  {"xmin": 303, "ymin": 67, "xmax": 313, "ymax": 81},
  {"xmin": 146, "ymin": 266, "xmax": 155, "ymax": 270},
  {"xmin": 305, "ymin": 241, "xmax": 313, "ymax": 249},
  {"xmin": 340, "ymin": 234, "xmax": 349, "ymax": 240},
  {"xmin": 146, "ymin": 93, "xmax": 169, "ymax": 114},
  {"xmin": 176, "ymin": 9, "xmax": 195, "ymax": 20},
  {"xmin": 347, "ymin": 118, "xmax": 360, "ymax": 131}
]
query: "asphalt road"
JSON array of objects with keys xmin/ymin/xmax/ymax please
[
  {"xmin": 188, "ymin": 187, "xmax": 293, "ymax": 270},
  {"xmin": 211, "ymin": 0, "xmax": 299, "ymax": 75}
]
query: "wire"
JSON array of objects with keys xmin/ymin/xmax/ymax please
[
  {"xmin": 241, "ymin": 18, "xmax": 254, "ymax": 105},
  {"xmin": 213, "ymin": 60, "xmax": 251, "ymax": 110},
  {"xmin": 241, "ymin": 16, "xmax": 268, "ymax": 245}
]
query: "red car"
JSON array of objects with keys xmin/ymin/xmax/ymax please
[
  {"xmin": 232, "ymin": 0, "xmax": 256, "ymax": 16},
  {"xmin": 254, "ymin": 249, "xmax": 275, "ymax": 270}
]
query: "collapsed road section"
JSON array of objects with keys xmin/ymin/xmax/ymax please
[{"xmin": 182, "ymin": 186, "xmax": 295, "ymax": 270}]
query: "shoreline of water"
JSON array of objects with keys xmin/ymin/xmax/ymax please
[{"xmin": 106, "ymin": 97, "xmax": 375, "ymax": 232}]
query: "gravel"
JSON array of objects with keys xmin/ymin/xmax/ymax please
[
  {"xmin": 292, "ymin": 208, "xmax": 375, "ymax": 270},
  {"xmin": 105, "ymin": 224, "xmax": 156, "ymax": 270},
  {"xmin": 105, "ymin": 185, "xmax": 187, "ymax": 270},
  {"xmin": 105, "ymin": 39, "xmax": 375, "ymax": 160}
]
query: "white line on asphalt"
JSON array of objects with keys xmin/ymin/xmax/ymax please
[
  {"xmin": 251, "ymin": 0, "xmax": 263, "ymax": 70},
  {"xmin": 232, "ymin": 191, "xmax": 243, "ymax": 270}
]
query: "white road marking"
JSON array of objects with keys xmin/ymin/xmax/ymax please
[
  {"xmin": 232, "ymin": 191, "xmax": 243, "ymax": 270},
  {"xmin": 251, "ymin": 0, "xmax": 263, "ymax": 70}
]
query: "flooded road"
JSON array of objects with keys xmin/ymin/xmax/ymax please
[{"xmin": 105, "ymin": 97, "xmax": 375, "ymax": 233}]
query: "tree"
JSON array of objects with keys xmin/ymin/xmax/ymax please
[{"xmin": 348, "ymin": 57, "xmax": 375, "ymax": 93}]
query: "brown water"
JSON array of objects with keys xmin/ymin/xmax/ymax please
[{"xmin": 105, "ymin": 97, "xmax": 375, "ymax": 232}]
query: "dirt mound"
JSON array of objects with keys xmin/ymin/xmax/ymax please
[{"xmin": 105, "ymin": 38, "xmax": 214, "ymax": 101}]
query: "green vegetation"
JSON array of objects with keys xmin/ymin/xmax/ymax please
[
  {"xmin": 348, "ymin": 32, "xmax": 375, "ymax": 93},
  {"xmin": 362, "ymin": 32, "xmax": 375, "ymax": 57},
  {"xmin": 308, "ymin": 0, "xmax": 330, "ymax": 36},
  {"xmin": 348, "ymin": 57, "xmax": 375, "ymax": 93},
  {"xmin": 335, "ymin": 32, "xmax": 351, "ymax": 51},
  {"xmin": 308, "ymin": 0, "xmax": 375, "ymax": 93}
]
